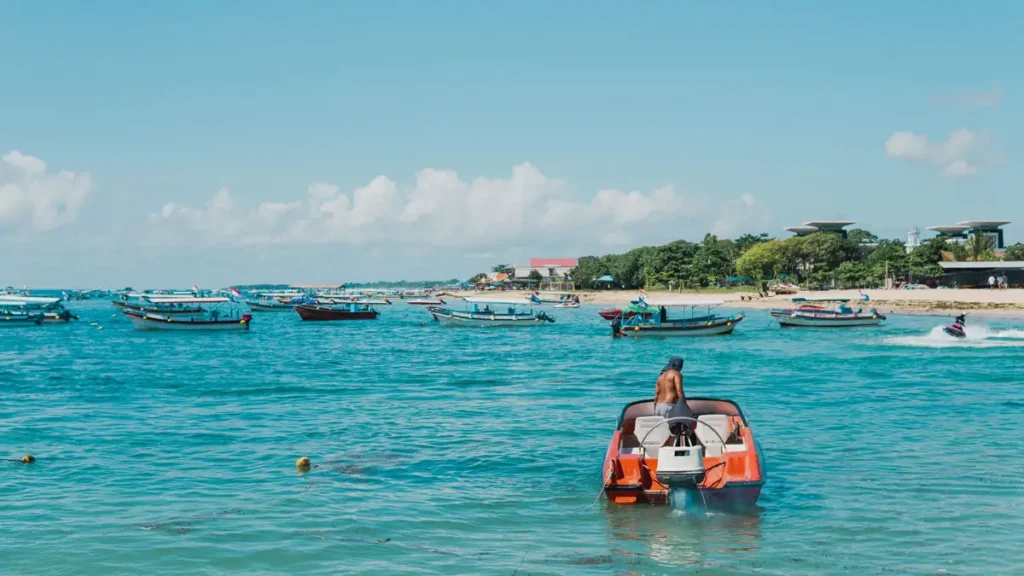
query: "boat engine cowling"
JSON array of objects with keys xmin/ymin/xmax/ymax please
[{"xmin": 655, "ymin": 445, "xmax": 705, "ymax": 486}]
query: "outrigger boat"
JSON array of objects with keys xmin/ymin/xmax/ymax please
[
  {"xmin": 602, "ymin": 398, "xmax": 765, "ymax": 508},
  {"xmin": 123, "ymin": 297, "xmax": 252, "ymax": 331},
  {"xmin": 0, "ymin": 296, "xmax": 78, "ymax": 324},
  {"xmin": 243, "ymin": 290, "xmax": 305, "ymax": 311},
  {"xmin": 614, "ymin": 299, "xmax": 743, "ymax": 337},
  {"xmin": 428, "ymin": 297, "xmax": 554, "ymax": 327},
  {"xmin": 294, "ymin": 300, "xmax": 380, "ymax": 321},
  {"xmin": 530, "ymin": 290, "xmax": 577, "ymax": 304},
  {"xmin": 770, "ymin": 297, "xmax": 885, "ymax": 327},
  {"xmin": 118, "ymin": 294, "xmax": 213, "ymax": 318},
  {"xmin": 407, "ymin": 297, "xmax": 445, "ymax": 306}
]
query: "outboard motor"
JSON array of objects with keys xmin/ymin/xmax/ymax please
[
  {"xmin": 610, "ymin": 318, "xmax": 621, "ymax": 337},
  {"xmin": 656, "ymin": 400, "xmax": 705, "ymax": 486}
]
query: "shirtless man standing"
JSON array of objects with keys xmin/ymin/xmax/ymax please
[{"xmin": 654, "ymin": 357, "xmax": 684, "ymax": 417}]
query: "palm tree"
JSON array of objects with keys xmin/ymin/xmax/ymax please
[
  {"xmin": 491, "ymin": 264, "xmax": 512, "ymax": 274},
  {"xmin": 964, "ymin": 231, "xmax": 996, "ymax": 262}
]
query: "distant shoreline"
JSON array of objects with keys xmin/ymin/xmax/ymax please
[{"xmin": 447, "ymin": 288, "xmax": 1024, "ymax": 319}]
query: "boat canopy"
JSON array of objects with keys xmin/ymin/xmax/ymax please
[
  {"xmin": 143, "ymin": 296, "xmax": 231, "ymax": 304},
  {"xmin": 791, "ymin": 297, "xmax": 851, "ymax": 303},
  {"xmin": 0, "ymin": 296, "xmax": 60, "ymax": 305},
  {"xmin": 636, "ymin": 298, "xmax": 725, "ymax": 307},
  {"xmin": 462, "ymin": 296, "xmax": 531, "ymax": 305}
]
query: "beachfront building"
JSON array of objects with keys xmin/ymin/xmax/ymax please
[
  {"xmin": 938, "ymin": 261, "xmax": 1023, "ymax": 288},
  {"xmin": 927, "ymin": 221, "xmax": 1011, "ymax": 249},
  {"xmin": 784, "ymin": 221, "xmax": 855, "ymax": 238},
  {"xmin": 512, "ymin": 258, "xmax": 578, "ymax": 291}
]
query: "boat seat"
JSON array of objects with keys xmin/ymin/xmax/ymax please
[
  {"xmin": 633, "ymin": 416, "xmax": 670, "ymax": 458},
  {"xmin": 695, "ymin": 414, "xmax": 732, "ymax": 457}
]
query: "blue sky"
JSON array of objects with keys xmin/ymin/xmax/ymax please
[{"xmin": 2, "ymin": 1, "xmax": 1021, "ymax": 287}]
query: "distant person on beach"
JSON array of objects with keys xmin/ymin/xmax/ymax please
[
  {"xmin": 1003, "ymin": 273, "xmax": 1009, "ymax": 289},
  {"xmin": 654, "ymin": 358, "xmax": 684, "ymax": 417},
  {"xmin": 989, "ymin": 275, "xmax": 996, "ymax": 289}
]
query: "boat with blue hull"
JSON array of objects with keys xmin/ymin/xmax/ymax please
[
  {"xmin": 771, "ymin": 296, "xmax": 885, "ymax": 327},
  {"xmin": 615, "ymin": 299, "xmax": 742, "ymax": 337},
  {"xmin": 428, "ymin": 297, "xmax": 554, "ymax": 327}
]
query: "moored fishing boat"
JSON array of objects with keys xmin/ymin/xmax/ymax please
[
  {"xmin": 123, "ymin": 297, "xmax": 252, "ymax": 331},
  {"xmin": 294, "ymin": 300, "xmax": 380, "ymax": 321},
  {"xmin": 0, "ymin": 296, "xmax": 78, "ymax": 324},
  {"xmin": 407, "ymin": 297, "xmax": 445, "ymax": 306},
  {"xmin": 602, "ymin": 397, "xmax": 765, "ymax": 507},
  {"xmin": 242, "ymin": 289, "xmax": 304, "ymax": 311},
  {"xmin": 428, "ymin": 297, "xmax": 554, "ymax": 327},
  {"xmin": 770, "ymin": 297, "xmax": 885, "ymax": 327},
  {"xmin": 615, "ymin": 299, "xmax": 743, "ymax": 337}
]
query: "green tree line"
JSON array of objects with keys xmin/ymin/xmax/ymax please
[{"xmin": 569, "ymin": 230, "xmax": 1024, "ymax": 290}]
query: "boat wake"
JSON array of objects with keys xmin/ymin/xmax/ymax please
[{"xmin": 885, "ymin": 325, "xmax": 1024, "ymax": 348}]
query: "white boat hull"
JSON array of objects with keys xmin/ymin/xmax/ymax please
[
  {"xmin": 775, "ymin": 314, "xmax": 882, "ymax": 327},
  {"xmin": 432, "ymin": 312, "xmax": 550, "ymax": 327},
  {"xmin": 128, "ymin": 314, "xmax": 251, "ymax": 331}
]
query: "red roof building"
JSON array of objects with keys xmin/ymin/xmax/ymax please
[{"xmin": 529, "ymin": 258, "xmax": 578, "ymax": 268}]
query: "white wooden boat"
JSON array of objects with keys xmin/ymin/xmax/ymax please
[
  {"xmin": 429, "ymin": 297, "xmax": 554, "ymax": 327},
  {"xmin": 771, "ymin": 297, "xmax": 885, "ymax": 327},
  {"xmin": 616, "ymin": 299, "xmax": 743, "ymax": 337}
]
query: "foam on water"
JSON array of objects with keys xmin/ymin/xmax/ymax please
[{"xmin": 885, "ymin": 324, "xmax": 1024, "ymax": 348}]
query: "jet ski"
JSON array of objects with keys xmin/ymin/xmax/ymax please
[{"xmin": 943, "ymin": 313, "xmax": 967, "ymax": 339}]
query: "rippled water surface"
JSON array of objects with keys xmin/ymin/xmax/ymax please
[{"xmin": 3, "ymin": 301, "xmax": 1023, "ymax": 575}]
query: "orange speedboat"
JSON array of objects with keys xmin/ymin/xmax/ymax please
[{"xmin": 602, "ymin": 398, "xmax": 765, "ymax": 508}]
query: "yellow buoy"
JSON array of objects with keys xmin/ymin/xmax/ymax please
[
  {"xmin": 22, "ymin": 455, "xmax": 35, "ymax": 464},
  {"xmin": 296, "ymin": 456, "xmax": 311, "ymax": 471}
]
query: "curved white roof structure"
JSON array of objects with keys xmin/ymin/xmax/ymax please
[
  {"xmin": 927, "ymin": 225, "xmax": 971, "ymax": 233},
  {"xmin": 958, "ymin": 220, "xmax": 1011, "ymax": 228},
  {"xmin": 803, "ymin": 220, "xmax": 855, "ymax": 229},
  {"xmin": 784, "ymin": 225, "xmax": 820, "ymax": 234}
]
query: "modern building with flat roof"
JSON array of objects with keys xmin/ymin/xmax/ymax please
[
  {"xmin": 784, "ymin": 220, "xmax": 855, "ymax": 238},
  {"xmin": 927, "ymin": 221, "xmax": 1011, "ymax": 249}
]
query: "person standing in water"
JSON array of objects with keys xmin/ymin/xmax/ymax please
[{"xmin": 654, "ymin": 357, "xmax": 684, "ymax": 417}]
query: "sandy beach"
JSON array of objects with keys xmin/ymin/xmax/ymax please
[{"xmin": 451, "ymin": 288, "xmax": 1024, "ymax": 318}]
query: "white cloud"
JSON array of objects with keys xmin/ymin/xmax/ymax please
[
  {"xmin": 149, "ymin": 163, "xmax": 744, "ymax": 250},
  {"xmin": 713, "ymin": 193, "xmax": 771, "ymax": 237},
  {"xmin": 0, "ymin": 151, "xmax": 92, "ymax": 232},
  {"xmin": 884, "ymin": 128, "xmax": 981, "ymax": 178}
]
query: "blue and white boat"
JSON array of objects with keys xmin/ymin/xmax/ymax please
[
  {"xmin": 770, "ymin": 296, "xmax": 885, "ymax": 327},
  {"xmin": 123, "ymin": 296, "xmax": 252, "ymax": 331},
  {"xmin": 615, "ymin": 298, "xmax": 743, "ymax": 337},
  {"xmin": 0, "ymin": 296, "xmax": 77, "ymax": 325},
  {"xmin": 428, "ymin": 297, "xmax": 555, "ymax": 327}
]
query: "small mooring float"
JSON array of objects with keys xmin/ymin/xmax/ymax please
[
  {"xmin": 428, "ymin": 297, "xmax": 554, "ymax": 327},
  {"xmin": 123, "ymin": 297, "xmax": 252, "ymax": 331},
  {"xmin": 602, "ymin": 398, "xmax": 765, "ymax": 508},
  {"xmin": 770, "ymin": 296, "xmax": 885, "ymax": 327},
  {"xmin": 614, "ymin": 299, "xmax": 743, "ymax": 337}
]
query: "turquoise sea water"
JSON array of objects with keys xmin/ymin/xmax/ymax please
[{"xmin": 3, "ymin": 301, "xmax": 1023, "ymax": 575}]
